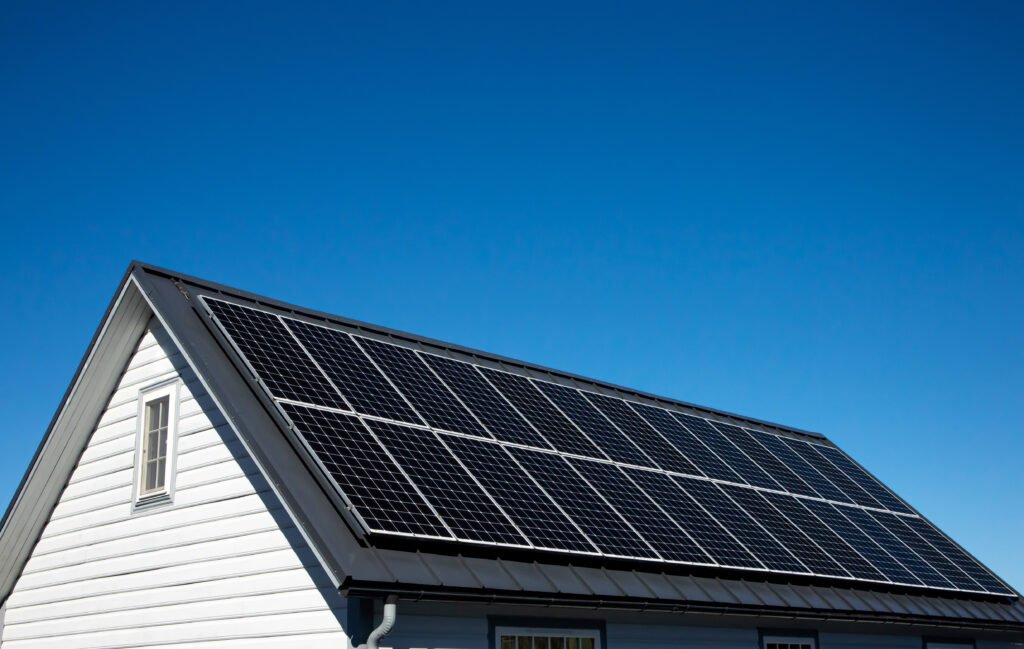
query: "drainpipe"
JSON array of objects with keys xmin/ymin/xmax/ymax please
[{"xmin": 358, "ymin": 595, "xmax": 398, "ymax": 649}]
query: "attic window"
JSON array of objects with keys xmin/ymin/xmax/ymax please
[
  {"xmin": 763, "ymin": 636, "xmax": 815, "ymax": 649},
  {"xmin": 134, "ymin": 380, "xmax": 180, "ymax": 509}
]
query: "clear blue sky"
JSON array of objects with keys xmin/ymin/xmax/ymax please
[{"xmin": 1, "ymin": 2, "xmax": 1021, "ymax": 590}]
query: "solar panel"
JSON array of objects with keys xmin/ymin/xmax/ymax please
[
  {"xmin": 675, "ymin": 477, "xmax": 806, "ymax": 573},
  {"xmin": 675, "ymin": 414, "xmax": 781, "ymax": 490},
  {"xmin": 762, "ymin": 492, "xmax": 886, "ymax": 582},
  {"xmin": 722, "ymin": 486, "xmax": 844, "ymax": 578},
  {"xmin": 361, "ymin": 419, "xmax": 527, "ymax": 546},
  {"xmin": 442, "ymin": 434, "xmax": 597, "ymax": 553},
  {"xmin": 482, "ymin": 368, "xmax": 607, "ymax": 457},
  {"xmin": 280, "ymin": 402, "xmax": 450, "ymax": 538},
  {"xmin": 205, "ymin": 299, "xmax": 348, "ymax": 409},
  {"xmin": 583, "ymin": 393, "xmax": 700, "ymax": 476},
  {"xmin": 811, "ymin": 444, "xmax": 911, "ymax": 514},
  {"xmin": 510, "ymin": 447, "xmax": 657, "ymax": 559},
  {"xmin": 568, "ymin": 458, "xmax": 713, "ymax": 564},
  {"xmin": 715, "ymin": 423, "xmax": 818, "ymax": 497},
  {"xmin": 202, "ymin": 296, "xmax": 1015, "ymax": 598},
  {"xmin": 801, "ymin": 499, "xmax": 922, "ymax": 586},
  {"xmin": 630, "ymin": 403, "xmax": 739, "ymax": 482},
  {"xmin": 782, "ymin": 438, "xmax": 883, "ymax": 509},
  {"xmin": 356, "ymin": 337, "xmax": 490, "ymax": 437},
  {"xmin": 420, "ymin": 354, "xmax": 551, "ymax": 448},
  {"xmin": 626, "ymin": 469, "xmax": 763, "ymax": 569},
  {"xmin": 287, "ymin": 319, "xmax": 423, "ymax": 425},
  {"xmin": 535, "ymin": 382, "xmax": 655, "ymax": 467}
]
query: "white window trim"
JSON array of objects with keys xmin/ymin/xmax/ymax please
[
  {"xmin": 495, "ymin": 626, "xmax": 601, "ymax": 649},
  {"xmin": 763, "ymin": 636, "xmax": 816, "ymax": 649},
  {"xmin": 132, "ymin": 378, "xmax": 181, "ymax": 511}
]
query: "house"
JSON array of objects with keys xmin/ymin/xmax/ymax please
[{"xmin": 0, "ymin": 261, "xmax": 1021, "ymax": 649}]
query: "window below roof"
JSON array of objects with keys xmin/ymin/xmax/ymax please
[
  {"xmin": 133, "ymin": 380, "xmax": 180, "ymax": 510},
  {"xmin": 762, "ymin": 635, "xmax": 815, "ymax": 649},
  {"xmin": 496, "ymin": 626, "xmax": 599, "ymax": 649}
]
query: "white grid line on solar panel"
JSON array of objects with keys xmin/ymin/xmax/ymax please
[
  {"xmin": 710, "ymin": 421, "xmax": 817, "ymax": 497},
  {"xmin": 781, "ymin": 438, "xmax": 884, "ymax": 510},
  {"xmin": 420, "ymin": 353, "xmax": 552, "ymax": 448},
  {"xmin": 480, "ymin": 367, "xmax": 608, "ymax": 458},
  {"xmin": 837, "ymin": 506, "xmax": 956, "ymax": 590},
  {"xmin": 353, "ymin": 335, "xmax": 490, "ymax": 437},
  {"xmin": 673, "ymin": 476, "xmax": 809, "ymax": 574},
  {"xmin": 868, "ymin": 511, "xmax": 983, "ymax": 592},
  {"xmin": 800, "ymin": 499, "xmax": 924, "ymax": 587},
  {"xmin": 437, "ymin": 432, "xmax": 600, "ymax": 554},
  {"xmin": 625, "ymin": 468, "xmax": 765, "ymax": 570},
  {"xmin": 628, "ymin": 402, "xmax": 738, "ymax": 482},
  {"xmin": 272, "ymin": 397, "xmax": 920, "ymax": 522},
  {"xmin": 509, "ymin": 447, "xmax": 660, "ymax": 560},
  {"xmin": 720, "ymin": 485, "xmax": 846, "ymax": 578},
  {"xmin": 286, "ymin": 318, "xmax": 425, "ymax": 425},
  {"xmin": 761, "ymin": 491, "xmax": 888, "ymax": 582},
  {"xmin": 675, "ymin": 413, "xmax": 783, "ymax": 491},
  {"xmin": 581, "ymin": 392, "xmax": 702, "ymax": 476},
  {"xmin": 534, "ymin": 381, "xmax": 657, "ymax": 468},
  {"xmin": 277, "ymin": 402, "xmax": 451, "ymax": 539},
  {"xmin": 360, "ymin": 418, "xmax": 530, "ymax": 547},
  {"xmin": 810, "ymin": 444, "xmax": 912, "ymax": 514},
  {"xmin": 203, "ymin": 297, "xmax": 350, "ymax": 410},
  {"xmin": 898, "ymin": 516, "xmax": 1014, "ymax": 595},
  {"xmin": 567, "ymin": 457, "xmax": 717, "ymax": 566}
]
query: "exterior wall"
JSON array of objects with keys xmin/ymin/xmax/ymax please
[{"xmin": 1, "ymin": 319, "xmax": 348, "ymax": 648}]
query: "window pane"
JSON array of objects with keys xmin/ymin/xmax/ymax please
[
  {"xmin": 534, "ymin": 638, "xmax": 549, "ymax": 649},
  {"xmin": 580, "ymin": 638, "xmax": 594, "ymax": 649},
  {"xmin": 551, "ymin": 638, "xmax": 565, "ymax": 649},
  {"xmin": 518, "ymin": 637, "xmax": 532, "ymax": 649},
  {"xmin": 501, "ymin": 637, "xmax": 515, "ymax": 649},
  {"xmin": 567, "ymin": 638, "xmax": 578, "ymax": 649}
]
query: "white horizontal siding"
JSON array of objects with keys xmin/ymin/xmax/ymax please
[{"xmin": 2, "ymin": 321, "xmax": 347, "ymax": 648}]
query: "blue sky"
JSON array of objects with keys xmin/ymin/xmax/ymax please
[{"xmin": 1, "ymin": 2, "xmax": 1021, "ymax": 590}]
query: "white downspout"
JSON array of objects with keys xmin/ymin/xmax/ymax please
[{"xmin": 359, "ymin": 595, "xmax": 398, "ymax": 649}]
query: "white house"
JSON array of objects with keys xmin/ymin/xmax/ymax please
[{"xmin": 1, "ymin": 262, "xmax": 1020, "ymax": 649}]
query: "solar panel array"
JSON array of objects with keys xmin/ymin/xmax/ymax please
[{"xmin": 202, "ymin": 296, "xmax": 1014, "ymax": 597}]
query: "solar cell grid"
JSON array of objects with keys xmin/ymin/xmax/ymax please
[
  {"xmin": 442, "ymin": 434, "xmax": 597, "ymax": 553},
  {"xmin": 362, "ymin": 419, "xmax": 527, "ymax": 546},
  {"xmin": 482, "ymin": 369, "xmax": 606, "ymax": 458},
  {"xmin": 753, "ymin": 433, "xmax": 851, "ymax": 503},
  {"xmin": 899, "ymin": 517, "xmax": 1012, "ymax": 595},
  {"xmin": 812, "ymin": 445, "xmax": 911, "ymax": 514},
  {"xmin": 721, "ymin": 486, "xmax": 843, "ymax": 577},
  {"xmin": 675, "ymin": 414, "xmax": 781, "ymax": 490},
  {"xmin": 869, "ymin": 511, "xmax": 981, "ymax": 591},
  {"xmin": 714, "ymin": 423, "xmax": 817, "ymax": 497},
  {"xmin": 839, "ymin": 506, "xmax": 953, "ymax": 590},
  {"xmin": 535, "ymin": 382, "xmax": 655, "ymax": 467},
  {"xmin": 584, "ymin": 393, "xmax": 700, "ymax": 476},
  {"xmin": 631, "ymin": 404, "xmax": 740, "ymax": 482},
  {"xmin": 355, "ymin": 337, "xmax": 490, "ymax": 437},
  {"xmin": 626, "ymin": 469, "xmax": 763, "ymax": 569},
  {"xmin": 205, "ymin": 299, "xmax": 348, "ymax": 409},
  {"xmin": 762, "ymin": 492, "xmax": 885, "ymax": 582},
  {"xmin": 569, "ymin": 458, "xmax": 713, "ymax": 564},
  {"xmin": 287, "ymin": 319, "xmax": 423, "ymax": 425},
  {"xmin": 675, "ymin": 477, "xmax": 806, "ymax": 573},
  {"xmin": 801, "ymin": 500, "xmax": 921, "ymax": 586},
  {"xmin": 421, "ymin": 354, "xmax": 551, "ymax": 448},
  {"xmin": 280, "ymin": 403, "xmax": 450, "ymax": 537},
  {"xmin": 783, "ymin": 439, "xmax": 883, "ymax": 510},
  {"xmin": 512, "ymin": 447, "xmax": 657, "ymax": 559}
]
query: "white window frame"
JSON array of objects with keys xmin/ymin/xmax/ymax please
[
  {"xmin": 132, "ymin": 379, "xmax": 181, "ymax": 511},
  {"xmin": 762, "ymin": 635, "xmax": 816, "ymax": 649},
  {"xmin": 495, "ymin": 626, "xmax": 601, "ymax": 649}
]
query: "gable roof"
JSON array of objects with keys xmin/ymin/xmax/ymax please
[{"xmin": 2, "ymin": 261, "xmax": 1022, "ymax": 639}]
